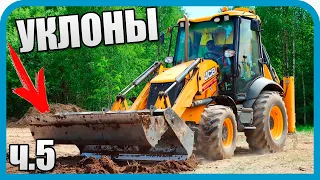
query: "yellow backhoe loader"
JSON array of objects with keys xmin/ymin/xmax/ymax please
[{"xmin": 27, "ymin": 7, "xmax": 296, "ymax": 161}]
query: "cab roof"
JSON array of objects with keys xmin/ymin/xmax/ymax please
[{"xmin": 177, "ymin": 8, "xmax": 261, "ymax": 24}]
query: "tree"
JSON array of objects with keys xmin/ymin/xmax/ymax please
[
  {"xmin": 255, "ymin": 6, "xmax": 314, "ymax": 125},
  {"xmin": 6, "ymin": 6, "xmax": 185, "ymax": 118}
]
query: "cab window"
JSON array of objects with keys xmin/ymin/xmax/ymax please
[
  {"xmin": 174, "ymin": 20, "xmax": 235, "ymax": 65},
  {"xmin": 236, "ymin": 18, "xmax": 261, "ymax": 93}
]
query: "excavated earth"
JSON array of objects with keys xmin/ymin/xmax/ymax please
[
  {"xmin": 7, "ymin": 103, "xmax": 86, "ymax": 128},
  {"xmin": 6, "ymin": 154, "xmax": 198, "ymax": 174},
  {"xmin": 6, "ymin": 104, "xmax": 314, "ymax": 174}
]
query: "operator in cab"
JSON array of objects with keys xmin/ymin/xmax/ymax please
[
  {"xmin": 204, "ymin": 39, "xmax": 231, "ymax": 75},
  {"xmin": 204, "ymin": 38, "xmax": 233, "ymax": 91}
]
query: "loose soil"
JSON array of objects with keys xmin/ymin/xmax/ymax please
[
  {"xmin": 6, "ymin": 127, "xmax": 198, "ymax": 174},
  {"xmin": 7, "ymin": 103, "xmax": 85, "ymax": 128}
]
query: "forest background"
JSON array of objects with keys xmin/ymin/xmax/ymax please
[{"xmin": 6, "ymin": 6, "xmax": 314, "ymax": 125}]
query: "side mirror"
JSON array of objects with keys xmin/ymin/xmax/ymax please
[
  {"xmin": 165, "ymin": 56, "xmax": 173, "ymax": 64},
  {"xmin": 159, "ymin": 32, "xmax": 165, "ymax": 45},
  {"xmin": 250, "ymin": 19, "xmax": 261, "ymax": 32},
  {"xmin": 224, "ymin": 50, "xmax": 235, "ymax": 58}
]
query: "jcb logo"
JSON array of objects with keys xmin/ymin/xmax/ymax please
[{"xmin": 205, "ymin": 68, "xmax": 216, "ymax": 81}]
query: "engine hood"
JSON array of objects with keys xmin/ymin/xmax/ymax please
[{"xmin": 150, "ymin": 61, "xmax": 195, "ymax": 83}]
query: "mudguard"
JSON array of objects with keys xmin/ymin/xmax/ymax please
[{"xmin": 243, "ymin": 77, "xmax": 283, "ymax": 108}]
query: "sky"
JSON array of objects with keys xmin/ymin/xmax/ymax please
[{"xmin": 182, "ymin": 6, "xmax": 223, "ymax": 18}]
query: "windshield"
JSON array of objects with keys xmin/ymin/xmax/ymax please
[{"xmin": 174, "ymin": 20, "xmax": 235, "ymax": 64}]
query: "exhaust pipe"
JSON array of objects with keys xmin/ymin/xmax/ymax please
[{"xmin": 184, "ymin": 14, "xmax": 189, "ymax": 62}]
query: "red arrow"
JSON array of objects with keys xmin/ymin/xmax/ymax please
[{"xmin": 8, "ymin": 44, "xmax": 50, "ymax": 113}]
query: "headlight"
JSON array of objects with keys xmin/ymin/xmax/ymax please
[{"xmin": 165, "ymin": 56, "xmax": 173, "ymax": 63}]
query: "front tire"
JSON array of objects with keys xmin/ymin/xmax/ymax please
[
  {"xmin": 245, "ymin": 91, "xmax": 288, "ymax": 153},
  {"xmin": 197, "ymin": 105, "xmax": 237, "ymax": 160}
]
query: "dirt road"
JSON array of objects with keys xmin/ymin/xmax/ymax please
[{"xmin": 6, "ymin": 128, "xmax": 314, "ymax": 174}]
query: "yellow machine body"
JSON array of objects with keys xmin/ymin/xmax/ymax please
[{"xmin": 112, "ymin": 59, "xmax": 219, "ymax": 123}]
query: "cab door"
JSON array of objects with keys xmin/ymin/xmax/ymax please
[{"xmin": 236, "ymin": 18, "xmax": 262, "ymax": 100}]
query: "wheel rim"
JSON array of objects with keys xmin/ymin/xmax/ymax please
[
  {"xmin": 222, "ymin": 118, "xmax": 234, "ymax": 148},
  {"xmin": 269, "ymin": 106, "xmax": 284, "ymax": 140}
]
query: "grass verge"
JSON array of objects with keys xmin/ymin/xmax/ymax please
[{"xmin": 296, "ymin": 125, "xmax": 314, "ymax": 133}]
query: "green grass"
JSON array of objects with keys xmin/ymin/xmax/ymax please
[{"xmin": 296, "ymin": 125, "xmax": 314, "ymax": 133}]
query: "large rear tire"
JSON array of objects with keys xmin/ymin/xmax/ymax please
[
  {"xmin": 245, "ymin": 91, "xmax": 288, "ymax": 153},
  {"xmin": 197, "ymin": 105, "xmax": 237, "ymax": 160}
]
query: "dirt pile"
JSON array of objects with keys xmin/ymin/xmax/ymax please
[
  {"xmin": 76, "ymin": 154, "xmax": 198, "ymax": 174},
  {"xmin": 25, "ymin": 155, "xmax": 199, "ymax": 174},
  {"xmin": 7, "ymin": 103, "xmax": 85, "ymax": 128}
]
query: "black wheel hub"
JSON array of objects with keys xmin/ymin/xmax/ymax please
[
  {"xmin": 270, "ymin": 116, "xmax": 274, "ymax": 129},
  {"xmin": 222, "ymin": 126, "xmax": 228, "ymax": 142}
]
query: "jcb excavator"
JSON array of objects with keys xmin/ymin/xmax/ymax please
[{"xmin": 27, "ymin": 7, "xmax": 295, "ymax": 161}]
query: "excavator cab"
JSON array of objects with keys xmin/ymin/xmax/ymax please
[
  {"xmin": 173, "ymin": 18, "xmax": 234, "ymax": 93},
  {"xmin": 171, "ymin": 11, "xmax": 266, "ymax": 102}
]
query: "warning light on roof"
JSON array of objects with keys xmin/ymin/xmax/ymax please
[
  {"xmin": 222, "ymin": 7, "xmax": 229, "ymax": 12},
  {"xmin": 234, "ymin": 8, "xmax": 249, "ymax": 12}
]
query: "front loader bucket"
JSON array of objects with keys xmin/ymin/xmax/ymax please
[{"xmin": 27, "ymin": 108, "xmax": 194, "ymax": 161}]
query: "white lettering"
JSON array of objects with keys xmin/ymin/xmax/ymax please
[{"xmin": 16, "ymin": 19, "xmax": 35, "ymax": 53}]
